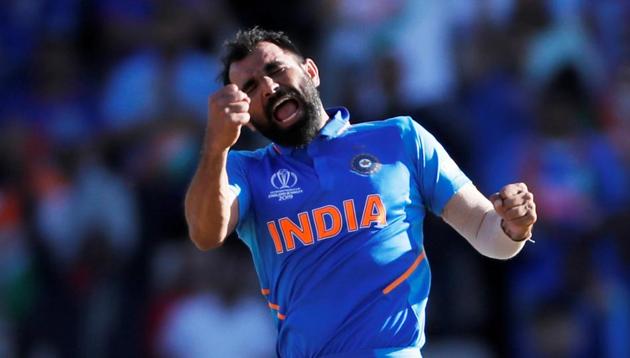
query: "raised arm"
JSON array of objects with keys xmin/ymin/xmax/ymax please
[
  {"xmin": 185, "ymin": 84, "xmax": 251, "ymax": 250},
  {"xmin": 441, "ymin": 182, "xmax": 537, "ymax": 260}
]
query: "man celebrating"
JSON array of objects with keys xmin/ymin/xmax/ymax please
[{"xmin": 185, "ymin": 27, "xmax": 536, "ymax": 357}]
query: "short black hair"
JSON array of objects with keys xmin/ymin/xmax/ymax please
[{"xmin": 219, "ymin": 27, "xmax": 304, "ymax": 85}]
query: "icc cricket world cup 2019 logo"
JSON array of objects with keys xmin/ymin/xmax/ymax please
[
  {"xmin": 271, "ymin": 169, "xmax": 298, "ymax": 189},
  {"xmin": 269, "ymin": 169, "xmax": 302, "ymax": 201}
]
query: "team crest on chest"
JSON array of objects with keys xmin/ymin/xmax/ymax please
[
  {"xmin": 268, "ymin": 169, "xmax": 303, "ymax": 201},
  {"xmin": 351, "ymin": 153, "xmax": 381, "ymax": 175}
]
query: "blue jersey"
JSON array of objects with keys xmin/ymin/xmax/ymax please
[{"xmin": 227, "ymin": 107, "xmax": 470, "ymax": 357}]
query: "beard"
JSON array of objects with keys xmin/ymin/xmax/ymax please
[{"xmin": 253, "ymin": 77, "xmax": 322, "ymax": 147}]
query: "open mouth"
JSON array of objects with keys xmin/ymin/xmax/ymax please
[{"xmin": 271, "ymin": 97, "xmax": 301, "ymax": 127}]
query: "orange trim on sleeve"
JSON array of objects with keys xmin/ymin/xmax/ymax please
[
  {"xmin": 261, "ymin": 288, "xmax": 270, "ymax": 295},
  {"xmin": 382, "ymin": 251, "xmax": 426, "ymax": 295},
  {"xmin": 266, "ymin": 300, "xmax": 287, "ymax": 320}
]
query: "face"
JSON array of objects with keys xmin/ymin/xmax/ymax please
[{"xmin": 228, "ymin": 42, "xmax": 325, "ymax": 147}]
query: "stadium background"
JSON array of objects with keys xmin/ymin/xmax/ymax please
[{"xmin": 0, "ymin": 0, "xmax": 629, "ymax": 357}]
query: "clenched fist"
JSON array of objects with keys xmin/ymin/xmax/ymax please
[
  {"xmin": 490, "ymin": 183, "xmax": 537, "ymax": 241},
  {"xmin": 206, "ymin": 84, "xmax": 251, "ymax": 153}
]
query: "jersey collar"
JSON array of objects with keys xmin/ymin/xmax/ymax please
[
  {"xmin": 319, "ymin": 106, "xmax": 351, "ymax": 139},
  {"xmin": 272, "ymin": 107, "xmax": 351, "ymax": 155}
]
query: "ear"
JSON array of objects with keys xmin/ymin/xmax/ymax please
[{"xmin": 302, "ymin": 58, "xmax": 320, "ymax": 87}]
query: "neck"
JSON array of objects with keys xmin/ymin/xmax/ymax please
[{"xmin": 315, "ymin": 103, "xmax": 330, "ymax": 131}]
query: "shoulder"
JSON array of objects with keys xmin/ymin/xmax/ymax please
[
  {"xmin": 348, "ymin": 115, "xmax": 426, "ymax": 142},
  {"xmin": 348, "ymin": 115, "xmax": 420, "ymax": 134},
  {"xmin": 228, "ymin": 145, "xmax": 272, "ymax": 164}
]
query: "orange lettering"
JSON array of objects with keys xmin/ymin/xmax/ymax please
[
  {"xmin": 360, "ymin": 194, "xmax": 387, "ymax": 228},
  {"xmin": 313, "ymin": 205, "xmax": 343, "ymax": 240},
  {"xmin": 267, "ymin": 221, "xmax": 284, "ymax": 254},
  {"xmin": 279, "ymin": 212, "xmax": 314, "ymax": 251},
  {"xmin": 343, "ymin": 199, "xmax": 358, "ymax": 232}
]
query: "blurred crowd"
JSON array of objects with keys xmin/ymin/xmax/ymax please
[{"xmin": 0, "ymin": 0, "xmax": 628, "ymax": 357}]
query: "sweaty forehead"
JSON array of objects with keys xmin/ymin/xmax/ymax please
[{"xmin": 228, "ymin": 41, "xmax": 297, "ymax": 85}]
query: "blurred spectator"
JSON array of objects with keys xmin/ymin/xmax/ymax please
[
  {"xmin": 151, "ymin": 245, "xmax": 275, "ymax": 358},
  {"xmin": 0, "ymin": 0, "xmax": 629, "ymax": 356},
  {"xmin": 101, "ymin": 0, "xmax": 228, "ymax": 130},
  {"xmin": 73, "ymin": 145, "xmax": 139, "ymax": 260},
  {"xmin": 505, "ymin": 66, "xmax": 629, "ymax": 357},
  {"xmin": 600, "ymin": 62, "xmax": 630, "ymax": 167},
  {"xmin": 0, "ymin": 122, "xmax": 36, "ymax": 358},
  {"xmin": 524, "ymin": 67, "xmax": 627, "ymax": 227},
  {"xmin": 587, "ymin": 0, "xmax": 630, "ymax": 69},
  {"xmin": 25, "ymin": 38, "xmax": 97, "ymax": 146},
  {"xmin": 456, "ymin": 14, "xmax": 534, "ymax": 192},
  {"xmin": 523, "ymin": 13, "xmax": 605, "ymax": 91}
]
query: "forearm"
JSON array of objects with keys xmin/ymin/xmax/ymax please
[
  {"xmin": 473, "ymin": 208, "xmax": 526, "ymax": 259},
  {"xmin": 442, "ymin": 183, "xmax": 525, "ymax": 260},
  {"xmin": 185, "ymin": 149, "xmax": 235, "ymax": 250}
]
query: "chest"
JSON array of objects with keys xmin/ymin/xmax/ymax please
[{"xmin": 248, "ymin": 131, "xmax": 418, "ymax": 247}]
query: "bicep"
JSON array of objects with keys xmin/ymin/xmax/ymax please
[{"xmin": 405, "ymin": 119, "xmax": 470, "ymax": 215}]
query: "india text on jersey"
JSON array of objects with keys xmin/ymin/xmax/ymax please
[{"xmin": 266, "ymin": 194, "xmax": 387, "ymax": 254}]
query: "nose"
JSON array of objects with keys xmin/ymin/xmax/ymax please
[{"xmin": 261, "ymin": 76, "xmax": 278, "ymax": 97}]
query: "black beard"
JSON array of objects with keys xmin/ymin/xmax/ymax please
[{"xmin": 255, "ymin": 81, "xmax": 322, "ymax": 147}]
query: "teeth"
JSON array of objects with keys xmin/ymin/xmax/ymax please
[{"xmin": 272, "ymin": 97, "xmax": 291, "ymax": 113}]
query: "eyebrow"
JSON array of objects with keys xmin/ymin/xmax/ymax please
[{"xmin": 240, "ymin": 60, "xmax": 285, "ymax": 90}]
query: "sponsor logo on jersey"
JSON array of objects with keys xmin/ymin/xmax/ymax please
[
  {"xmin": 266, "ymin": 194, "xmax": 387, "ymax": 254},
  {"xmin": 268, "ymin": 169, "xmax": 303, "ymax": 201},
  {"xmin": 351, "ymin": 153, "xmax": 381, "ymax": 175}
]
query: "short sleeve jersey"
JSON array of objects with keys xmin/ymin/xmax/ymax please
[{"xmin": 226, "ymin": 107, "xmax": 470, "ymax": 357}]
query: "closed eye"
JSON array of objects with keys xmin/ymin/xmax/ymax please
[
  {"xmin": 242, "ymin": 80, "xmax": 257, "ymax": 94},
  {"xmin": 269, "ymin": 66, "xmax": 285, "ymax": 76},
  {"xmin": 265, "ymin": 62, "xmax": 286, "ymax": 77},
  {"xmin": 241, "ymin": 62, "xmax": 287, "ymax": 94}
]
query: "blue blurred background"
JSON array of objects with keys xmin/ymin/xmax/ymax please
[{"xmin": 0, "ymin": 0, "xmax": 629, "ymax": 357}]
